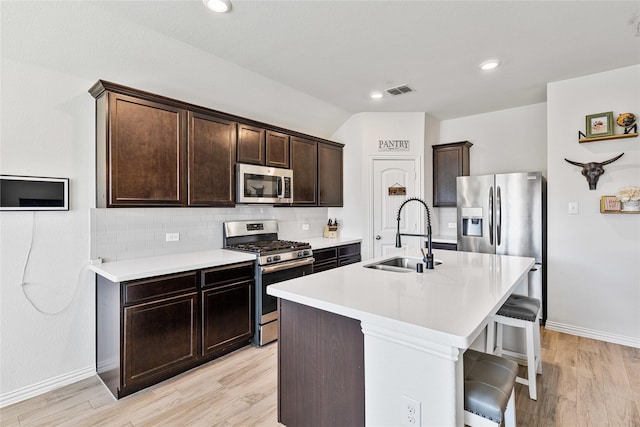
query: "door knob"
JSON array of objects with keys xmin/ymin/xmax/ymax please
[{"xmin": 375, "ymin": 235, "xmax": 381, "ymax": 240}]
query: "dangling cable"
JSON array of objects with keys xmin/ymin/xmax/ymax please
[{"xmin": 20, "ymin": 212, "xmax": 87, "ymax": 316}]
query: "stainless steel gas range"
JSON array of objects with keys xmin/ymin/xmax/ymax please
[{"xmin": 223, "ymin": 220, "xmax": 314, "ymax": 346}]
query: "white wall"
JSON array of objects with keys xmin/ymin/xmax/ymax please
[
  {"xmin": 546, "ymin": 65, "xmax": 640, "ymax": 346},
  {"xmin": 437, "ymin": 103, "xmax": 548, "ymax": 236},
  {"xmin": 0, "ymin": 60, "xmax": 97, "ymax": 406},
  {"xmin": 0, "ymin": 2, "xmax": 347, "ymax": 405}
]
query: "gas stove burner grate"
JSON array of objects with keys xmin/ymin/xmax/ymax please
[{"xmin": 227, "ymin": 239, "xmax": 311, "ymax": 254}]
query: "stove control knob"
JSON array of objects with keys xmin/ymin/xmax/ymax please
[
  {"xmin": 267, "ymin": 257, "xmax": 273, "ymax": 263},
  {"xmin": 274, "ymin": 255, "xmax": 281, "ymax": 261},
  {"xmin": 297, "ymin": 251, "xmax": 303, "ymax": 257}
]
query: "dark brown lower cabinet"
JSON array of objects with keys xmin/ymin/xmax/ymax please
[
  {"xmin": 432, "ymin": 242, "xmax": 457, "ymax": 251},
  {"xmin": 123, "ymin": 292, "xmax": 198, "ymax": 393},
  {"xmin": 201, "ymin": 262, "xmax": 254, "ymax": 359},
  {"xmin": 96, "ymin": 262, "xmax": 254, "ymax": 399},
  {"xmin": 278, "ymin": 299, "xmax": 365, "ymax": 427},
  {"xmin": 312, "ymin": 242, "xmax": 361, "ymax": 273}
]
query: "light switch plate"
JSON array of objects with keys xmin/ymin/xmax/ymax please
[{"xmin": 568, "ymin": 202, "xmax": 579, "ymax": 214}]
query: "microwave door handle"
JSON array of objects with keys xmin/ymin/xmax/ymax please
[{"xmin": 277, "ymin": 176, "xmax": 283, "ymax": 198}]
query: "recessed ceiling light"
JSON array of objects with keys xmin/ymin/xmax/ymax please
[
  {"xmin": 370, "ymin": 91, "xmax": 384, "ymax": 99},
  {"xmin": 203, "ymin": 0, "xmax": 232, "ymax": 13},
  {"xmin": 479, "ymin": 59, "xmax": 501, "ymax": 71}
]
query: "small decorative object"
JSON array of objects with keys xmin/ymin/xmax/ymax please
[
  {"xmin": 601, "ymin": 196, "xmax": 621, "ymax": 212},
  {"xmin": 388, "ymin": 183, "xmax": 407, "ymax": 196},
  {"xmin": 616, "ymin": 186, "xmax": 640, "ymax": 211},
  {"xmin": 324, "ymin": 218, "xmax": 338, "ymax": 238},
  {"xmin": 564, "ymin": 153, "xmax": 624, "ymax": 190},
  {"xmin": 616, "ymin": 112, "xmax": 637, "ymax": 134},
  {"xmin": 585, "ymin": 112, "xmax": 614, "ymax": 138}
]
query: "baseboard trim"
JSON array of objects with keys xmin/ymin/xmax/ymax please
[
  {"xmin": 545, "ymin": 321, "xmax": 640, "ymax": 349},
  {"xmin": 0, "ymin": 365, "xmax": 95, "ymax": 408}
]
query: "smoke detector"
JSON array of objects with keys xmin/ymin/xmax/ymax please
[{"xmin": 385, "ymin": 84, "xmax": 414, "ymax": 96}]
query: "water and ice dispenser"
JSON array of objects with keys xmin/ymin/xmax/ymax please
[{"xmin": 461, "ymin": 207, "xmax": 483, "ymax": 237}]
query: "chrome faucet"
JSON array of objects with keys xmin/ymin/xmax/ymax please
[{"xmin": 395, "ymin": 197, "xmax": 435, "ymax": 269}]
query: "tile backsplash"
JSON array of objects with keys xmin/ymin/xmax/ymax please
[{"xmin": 91, "ymin": 206, "xmax": 329, "ymax": 262}]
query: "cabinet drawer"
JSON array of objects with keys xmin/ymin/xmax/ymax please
[
  {"xmin": 201, "ymin": 262, "xmax": 254, "ymax": 288},
  {"xmin": 339, "ymin": 255, "xmax": 361, "ymax": 267},
  {"xmin": 313, "ymin": 260, "xmax": 338, "ymax": 273},
  {"xmin": 432, "ymin": 242, "xmax": 457, "ymax": 251},
  {"xmin": 123, "ymin": 272, "xmax": 198, "ymax": 305},
  {"xmin": 338, "ymin": 243, "xmax": 361, "ymax": 258},
  {"xmin": 313, "ymin": 247, "xmax": 337, "ymax": 263}
]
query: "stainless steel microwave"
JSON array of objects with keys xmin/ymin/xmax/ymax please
[{"xmin": 236, "ymin": 164, "xmax": 293, "ymax": 204}]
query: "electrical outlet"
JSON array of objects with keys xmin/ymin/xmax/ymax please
[
  {"xmin": 401, "ymin": 395, "xmax": 421, "ymax": 426},
  {"xmin": 448, "ymin": 222, "xmax": 457, "ymax": 229},
  {"xmin": 302, "ymin": 223, "xmax": 310, "ymax": 231},
  {"xmin": 568, "ymin": 202, "xmax": 579, "ymax": 214},
  {"xmin": 165, "ymin": 232, "xmax": 180, "ymax": 242}
]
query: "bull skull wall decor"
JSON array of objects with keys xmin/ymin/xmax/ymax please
[{"xmin": 564, "ymin": 153, "xmax": 624, "ymax": 190}]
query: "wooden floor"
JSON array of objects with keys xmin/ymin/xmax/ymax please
[{"xmin": 2, "ymin": 328, "xmax": 639, "ymax": 426}]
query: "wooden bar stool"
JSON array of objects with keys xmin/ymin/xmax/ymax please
[
  {"xmin": 464, "ymin": 349, "xmax": 518, "ymax": 427},
  {"xmin": 486, "ymin": 294, "xmax": 542, "ymax": 400}
]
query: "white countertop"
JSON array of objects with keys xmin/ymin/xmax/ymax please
[
  {"xmin": 88, "ymin": 249, "xmax": 257, "ymax": 282},
  {"xmin": 306, "ymin": 236, "xmax": 362, "ymax": 250},
  {"xmin": 267, "ymin": 249, "xmax": 534, "ymax": 348},
  {"xmin": 431, "ymin": 235, "xmax": 457, "ymax": 244}
]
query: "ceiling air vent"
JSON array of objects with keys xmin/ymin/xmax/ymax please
[{"xmin": 386, "ymin": 85, "xmax": 414, "ymax": 96}]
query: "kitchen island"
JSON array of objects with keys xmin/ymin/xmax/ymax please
[{"xmin": 267, "ymin": 249, "xmax": 534, "ymax": 427}]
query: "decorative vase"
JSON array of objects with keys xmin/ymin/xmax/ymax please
[{"xmin": 621, "ymin": 200, "xmax": 640, "ymax": 212}]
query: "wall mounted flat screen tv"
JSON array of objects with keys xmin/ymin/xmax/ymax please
[{"xmin": 0, "ymin": 175, "xmax": 69, "ymax": 211}]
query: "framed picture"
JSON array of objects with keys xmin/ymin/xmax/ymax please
[
  {"xmin": 600, "ymin": 195, "xmax": 621, "ymax": 213},
  {"xmin": 586, "ymin": 112, "xmax": 614, "ymax": 138}
]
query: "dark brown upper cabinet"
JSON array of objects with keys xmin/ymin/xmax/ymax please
[
  {"xmin": 188, "ymin": 112, "xmax": 236, "ymax": 207},
  {"xmin": 432, "ymin": 141, "xmax": 472, "ymax": 207},
  {"xmin": 290, "ymin": 136, "xmax": 318, "ymax": 205},
  {"xmin": 237, "ymin": 127, "xmax": 290, "ymax": 169},
  {"xmin": 265, "ymin": 130, "xmax": 290, "ymax": 168},
  {"xmin": 90, "ymin": 80, "xmax": 343, "ymax": 208},
  {"xmin": 237, "ymin": 124, "xmax": 265, "ymax": 165},
  {"xmin": 98, "ymin": 92, "xmax": 187, "ymax": 207},
  {"xmin": 318, "ymin": 142, "xmax": 343, "ymax": 207}
]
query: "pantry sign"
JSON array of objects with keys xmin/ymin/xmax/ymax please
[{"xmin": 378, "ymin": 139, "xmax": 410, "ymax": 152}]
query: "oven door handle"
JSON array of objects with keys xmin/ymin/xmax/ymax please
[{"xmin": 261, "ymin": 257, "xmax": 315, "ymax": 274}]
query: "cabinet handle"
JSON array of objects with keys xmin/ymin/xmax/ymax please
[{"xmin": 375, "ymin": 235, "xmax": 381, "ymax": 240}]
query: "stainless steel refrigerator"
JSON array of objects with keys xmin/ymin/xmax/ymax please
[{"xmin": 457, "ymin": 172, "xmax": 546, "ymax": 322}]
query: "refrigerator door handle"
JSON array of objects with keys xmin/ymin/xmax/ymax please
[
  {"xmin": 488, "ymin": 187, "xmax": 494, "ymax": 245},
  {"xmin": 496, "ymin": 185, "xmax": 502, "ymax": 246}
]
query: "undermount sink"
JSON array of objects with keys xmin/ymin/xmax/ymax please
[{"xmin": 364, "ymin": 256, "xmax": 442, "ymax": 273}]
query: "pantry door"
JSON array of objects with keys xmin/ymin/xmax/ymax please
[{"xmin": 371, "ymin": 157, "xmax": 422, "ymax": 258}]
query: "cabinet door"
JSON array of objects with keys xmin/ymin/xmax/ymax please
[
  {"xmin": 290, "ymin": 136, "xmax": 317, "ymax": 205},
  {"xmin": 338, "ymin": 243, "xmax": 361, "ymax": 267},
  {"xmin": 432, "ymin": 141, "xmax": 471, "ymax": 207},
  {"xmin": 108, "ymin": 93, "xmax": 186, "ymax": 206},
  {"xmin": 188, "ymin": 112, "xmax": 237, "ymax": 206},
  {"xmin": 237, "ymin": 124, "xmax": 265, "ymax": 165},
  {"xmin": 266, "ymin": 131, "xmax": 290, "ymax": 168},
  {"xmin": 202, "ymin": 280, "xmax": 254, "ymax": 357},
  {"xmin": 318, "ymin": 143, "xmax": 343, "ymax": 207},
  {"xmin": 122, "ymin": 292, "xmax": 198, "ymax": 394}
]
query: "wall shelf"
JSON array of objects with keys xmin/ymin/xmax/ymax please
[
  {"xmin": 600, "ymin": 196, "xmax": 640, "ymax": 214},
  {"xmin": 579, "ymin": 132, "xmax": 638, "ymax": 143}
]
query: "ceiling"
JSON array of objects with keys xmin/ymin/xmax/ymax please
[
  {"xmin": 90, "ymin": 1, "xmax": 640, "ymax": 120},
  {"xmin": 6, "ymin": 1, "xmax": 640, "ymax": 122}
]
